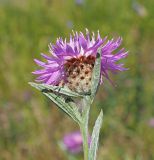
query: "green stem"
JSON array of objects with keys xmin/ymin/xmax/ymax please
[
  {"xmin": 80, "ymin": 122, "xmax": 89, "ymax": 160},
  {"xmin": 79, "ymin": 96, "xmax": 91, "ymax": 160}
]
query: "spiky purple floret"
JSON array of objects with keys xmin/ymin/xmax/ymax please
[{"xmin": 32, "ymin": 29, "xmax": 128, "ymax": 85}]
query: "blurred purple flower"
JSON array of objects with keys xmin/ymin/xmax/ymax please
[
  {"xmin": 23, "ymin": 90, "xmax": 32, "ymax": 101},
  {"xmin": 148, "ymin": 118, "xmax": 154, "ymax": 128},
  {"xmin": 66, "ymin": 20, "xmax": 73, "ymax": 29},
  {"xmin": 63, "ymin": 131, "xmax": 91, "ymax": 154},
  {"xmin": 75, "ymin": 0, "xmax": 84, "ymax": 5},
  {"xmin": 33, "ymin": 29, "xmax": 128, "ymax": 93}
]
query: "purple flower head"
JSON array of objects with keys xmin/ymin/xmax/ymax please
[
  {"xmin": 33, "ymin": 29, "xmax": 128, "ymax": 93},
  {"xmin": 63, "ymin": 131, "xmax": 91, "ymax": 154}
]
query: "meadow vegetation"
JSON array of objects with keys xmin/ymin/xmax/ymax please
[{"xmin": 0, "ymin": 0, "xmax": 154, "ymax": 159}]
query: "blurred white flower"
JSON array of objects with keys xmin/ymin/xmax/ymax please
[{"xmin": 132, "ymin": 1, "xmax": 148, "ymax": 17}]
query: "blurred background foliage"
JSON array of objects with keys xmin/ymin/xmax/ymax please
[{"xmin": 0, "ymin": 0, "xmax": 154, "ymax": 159}]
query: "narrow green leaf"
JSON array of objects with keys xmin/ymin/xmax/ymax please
[
  {"xmin": 29, "ymin": 82, "xmax": 81, "ymax": 124},
  {"xmin": 29, "ymin": 82, "xmax": 83, "ymax": 98},
  {"xmin": 91, "ymin": 49, "xmax": 101, "ymax": 102},
  {"xmin": 43, "ymin": 92, "xmax": 81, "ymax": 123},
  {"xmin": 89, "ymin": 110, "xmax": 103, "ymax": 160}
]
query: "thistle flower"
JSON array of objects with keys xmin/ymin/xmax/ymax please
[
  {"xmin": 32, "ymin": 29, "xmax": 128, "ymax": 93},
  {"xmin": 62, "ymin": 131, "xmax": 91, "ymax": 154}
]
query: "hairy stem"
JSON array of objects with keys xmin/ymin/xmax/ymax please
[
  {"xmin": 80, "ymin": 123, "xmax": 89, "ymax": 160},
  {"xmin": 79, "ymin": 96, "xmax": 91, "ymax": 160}
]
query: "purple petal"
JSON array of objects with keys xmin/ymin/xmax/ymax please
[
  {"xmin": 66, "ymin": 44, "xmax": 75, "ymax": 55},
  {"xmin": 34, "ymin": 59, "xmax": 45, "ymax": 67},
  {"xmin": 32, "ymin": 69, "xmax": 47, "ymax": 75},
  {"xmin": 46, "ymin": 70, "xmax": 61, "ymax": 84},
  {"xmin": 79, "ymin": 33, "xmax": 87, "ymax": 49}
]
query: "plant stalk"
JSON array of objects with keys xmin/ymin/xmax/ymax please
[
  {"xmin": 79, "ymin": 96, "xmax": 91, "ymax": 160},
  {"xmin": 80, "ymin": 122, "xmax": 89, "ymax": 160}
]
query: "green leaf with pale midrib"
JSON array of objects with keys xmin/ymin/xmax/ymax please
[
  {"xmin": 29, "ymin": 82, "xmax": 84, "ymax": 98},
  {"xmin": 29, "ymin": 82, "xmax": 82, "ymax": 124},
  {"xmin": 43, "ymin": 92, "xmax": 81, "ymax": 123},
  {"xmin": 88, "ymin": 110, "xmax": 103, "ymax": 160},
  {"xmin": 91, "ymin": 49, "xmax": 101, "ymax": 102}
]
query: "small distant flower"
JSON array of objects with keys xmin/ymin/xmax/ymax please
[
  {"xmin": 66, "ymin": 20, "xmax": 73, "ymax": 29},
  {"xmin": 62, "ymin": 131, "xmax": 91, "ymax": 154},
  {"xmin": 132, "ymin": 1, "xmax": 148, "ymax": 17},
  {"xmin": 75, "ymin": 0, "xmax": 84, "ymax": 5},
  {"xmin": 148, "ymin": 118, "xmax": 154, "ymax": 128},
  {"xmin": 32, "ymin": 29, "xmax": 128, "ymax": 93},
  {"xmin": 23, "ymin": 90, "xmax": 32, "ymax": 101}
]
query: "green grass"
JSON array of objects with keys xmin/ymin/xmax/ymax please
[{"xmin": 0, "ymin": 0, "xmax": 154, "ymax": 159}]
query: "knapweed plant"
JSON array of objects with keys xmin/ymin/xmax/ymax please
[{"xmin": 29, "ymin": 29, "xmax": 128, "ymax": 160}]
